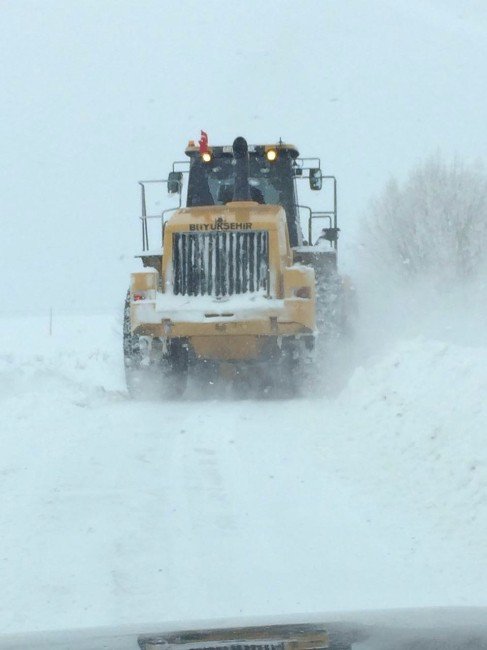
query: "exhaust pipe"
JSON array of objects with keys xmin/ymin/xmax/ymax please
[{"xmin": 232, "ymin": 136, "xmax": 251, "ymax": 201}]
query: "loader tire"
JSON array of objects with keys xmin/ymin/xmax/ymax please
[
  {"xmin": 315, "ymin": 268, "xmax": 343, "ymax": 345},
  {"xmin": 258, "ymin": 339, "xmax": 299, "ymax": 399},
  {"xmin": 123, "ymin": 291, "xmax": 188, "ymax": 399},
  {"xmin": 274, "ymin": 341, "xmax": 299, "ymax": 398},
  {"xmin": 123, "ymin": 290, "xmax": 145, "ymax": 397}
]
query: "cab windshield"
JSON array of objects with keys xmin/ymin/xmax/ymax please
[
  {"xmin": 187, "ymin": 152, "xmax": 294, "ymax": 208},
  {"xmin": 186, "ymin": 151, "xmax": 300, "ymax": 244}
]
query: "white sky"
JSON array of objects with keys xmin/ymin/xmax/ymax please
[{"xmin": 1, "ymin": 0, "xmax": 487, "ymax": 312}]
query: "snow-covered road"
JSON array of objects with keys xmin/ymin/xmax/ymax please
[{"xmin": 1, "ymin": 311, "xmax": 486, "ymax": 634}]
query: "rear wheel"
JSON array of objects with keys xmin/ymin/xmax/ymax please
[
  {"xmin": 274, "ymin": 340, "xmax": 299, "ymax": 398},
  {"xmin": 314, "ymin": 270, "xmax": 357, "ymax": 394},
  {"xmin": 256, "ymin": 338, "xmax": 301, "ymax": 399},
  {"xmin": 315, "ymin": 268, "xmax": 344, "ymax": 347}
]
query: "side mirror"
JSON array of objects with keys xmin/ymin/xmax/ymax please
[
  {"xmin": 167, "ymin": 171, "xmax": 183, "ymax": 194},
  {"xmin": 309, "ymin": 168, "xmax": 322, "ymax": 190}
]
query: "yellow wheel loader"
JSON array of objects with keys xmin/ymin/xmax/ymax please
[{"xmin": 124, "ymin": 135, "xmax": 347, "ymax": 397}]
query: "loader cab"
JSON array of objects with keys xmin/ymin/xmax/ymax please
[{"xmin": 184, "ymin": 143, "xmax": 303, "ymax": 246}]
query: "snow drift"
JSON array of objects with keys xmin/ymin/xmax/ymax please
[{"xmin": 0, "ymin": 289, "xmax": 485, "ymax": 634}]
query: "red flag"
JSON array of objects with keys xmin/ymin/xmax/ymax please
[{"xmin": 199, "ymin": 130, "xmax": 209, "ymax": 154}]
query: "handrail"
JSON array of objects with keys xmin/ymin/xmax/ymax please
[
  {"xmin": 296, "ymin": 175, "xmax": 337, "ymax": 247},
  {"xmin": 172, "ymin": 160, "xmax": 190, "ymax": 173},
  {"xmin": 137, "ymin": 172, "xmax": 338, "ymax": 251},
  {"xmin": 323, "ymin": 175, "xmax": 338, "ymax": 231},
  {"xmin": 295, "ymin": 205, "xmax": 336, "ymax": 247},
  {"xmin": 309, "ymin": 212, "xmax": 334, "ymax": 245},
  {"xmin": 295, "ymin": 157, "xmax": 321, "ymax": 168},
  {"xmin": 138, "ymin": 180, "xmax": 182, "ymax": 252}
]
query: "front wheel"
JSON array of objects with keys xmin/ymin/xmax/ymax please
[
  {"xmin": 160, "ymin": 339, "xmax": 189, "ymax": 399},
  {"xmin": 123, "ymin": 291, "xmax": 188, "ymax": 399}
]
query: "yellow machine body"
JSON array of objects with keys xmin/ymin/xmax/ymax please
[{"xmin": 130, "ymin": 201, "xmax": 316, "ymax": 362}]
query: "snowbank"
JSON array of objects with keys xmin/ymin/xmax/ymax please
[
  {"xmin": 0, "ymin": 312, "xmax": 126, "ymax": 400},
  {"xmin": 0, "ymin": 307, "xmax": 485, "ymax": 634}
]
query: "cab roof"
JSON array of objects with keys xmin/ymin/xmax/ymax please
[{"xmin": 185, "ymin": 142, "xmax": 300, "ymax": 158}]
